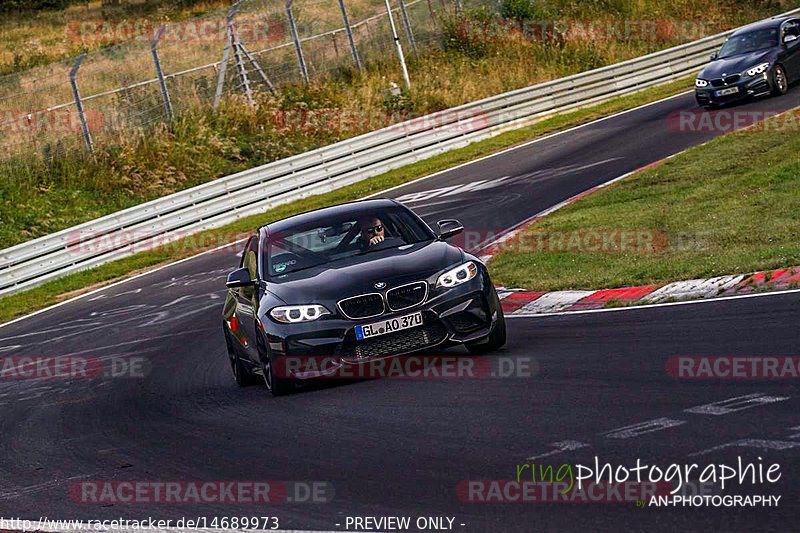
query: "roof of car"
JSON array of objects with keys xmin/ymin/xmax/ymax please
[
  {"xmin": 261, "ymin": 198, "xmax": 401, "ymax": 234},
  {"xmin": 732, "ymin": 16, "xmax": 793, "ymax": 35}
]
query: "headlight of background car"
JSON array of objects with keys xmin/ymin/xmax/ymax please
[
  {"xmin": 270, "ymin": 304, "xmax": 330, "ymax": 323},
  {"xmin": 695, "ymin": 78, "xmax": 708, "ymax": 88},
  {"xmin": 436, "ymin": 261, "xmax": 478, "ymax": 288},
  {"xmin": 745, "ymin": 62, "xmax": 770, "ymax": 77}
]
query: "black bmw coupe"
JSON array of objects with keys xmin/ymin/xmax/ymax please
[{"xmin": 221, "ymin": 198, "xmax": 506, "ymax": 395}]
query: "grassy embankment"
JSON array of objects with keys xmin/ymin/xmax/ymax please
[
  {"xmin": 0, "ymin": 0, "xmax": 788, "ymax": 247},
  {"xmin": 488, "ymin": 108, "xmax": 800, "ymax": 293}
]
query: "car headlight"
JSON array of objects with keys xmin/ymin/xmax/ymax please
[
  {"xmin": 695, "ymin": 78, "xmax": 708, "ymax": 88},
  {"xmin": 745, "ymin": 62, "xmax": 770, "ymax": 77},
  {"xmin": 270, "ymin": 304, "xmax": 330, "ymax": 323},
  {"xmin": 436, "ymin": 261, "xmax": 478, "ymax": 289}
]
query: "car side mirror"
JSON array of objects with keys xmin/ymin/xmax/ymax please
[
  {"xmin": 710, "ymin": 52, "xmax": 719, "ymax": 61},
  {"xmin": 785, "ymin": 34, "xmax": 798, "ymax": 45},
  {"xmin": 226, "ymin": 267, "xmax": 256, "ymax": 288},
  {"xmin": 436, "ymin": 219, "xmax": 464, "ymax": 241}
]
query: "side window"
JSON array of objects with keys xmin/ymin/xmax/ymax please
[
  {"xmin": 237, "ymin": 236, "xmax": 259, "ymax": 299},
  {"xmin": 784, "ymin": 21, "xmax": 799, "ymax": 41},
  {"xmin": 239, "ymin": 236, "xmax": 255, "ymax": 268},
  {"xmin": 244, "ymin": 237, "xmax": 259, "ymax": 281}
]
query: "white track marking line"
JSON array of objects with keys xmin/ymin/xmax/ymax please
[
  {"xmin": 505, "ymin": 288, "xmax": 800, "ymax": 318},
  {"xmin": 689, "ymin": 439, "xmax": 800, "ymax": 457},
  {"xmin": 367, "ymin": 91, "xmax": 692, "ymax": 199},
  {"xmin": 684, "ymin": 393, "xmax": 790, "ymax": 416}
]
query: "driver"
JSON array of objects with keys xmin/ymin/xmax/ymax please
[{"xmin": 358, "ymin": 216, "xmax": 385, "ymax": 250}]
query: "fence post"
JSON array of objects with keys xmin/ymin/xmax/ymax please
[
  {"xmin": 238, "ymin": 41, "xmax": 278, "ymax": 95},
  {"xmin": 69, "ymin": 53, "xmax": 94, "ymax": 156},
  {"xmin": 397, "ymin": 0, "xmax": 417, "ymax": 54},
  {"xmin": 151, "ymin": 25, "xmax": 174, "ymax": 121},
  {"xmin": 231, "ymin": 25, "xmax": 255, "ymax": 106},
  {"xmin": 338, "ymin": 0, "xmax": 362, "ymax": 73},
  {"xmin": 383, "ymin": 0, "xmax": 411, "ymax": 90},
  {"xmin": 214, "ymin": 1, "xmax": 243, "ymax": 109},
  {"xmin": 331, "ymin": 32, "xmax": 340, "ymax": 57},
  {"xmin": 286, "ymin": 0, "xmax": 310, "ymax": 84},
  {"xmin": 426, "ymin": 0, "xmax": 437, "ymax": 27},
  {"xmin": 454, "ymin": 0, "xmax": 461, "ymax": 15}
]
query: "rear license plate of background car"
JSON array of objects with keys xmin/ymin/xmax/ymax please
[
  {"xmin": 715, "ymin": 87, "xmax": 739, "ymax": 96},
  {"xmin": 355, "ymin": 311, "xmax": 423, "ymax": 340}
]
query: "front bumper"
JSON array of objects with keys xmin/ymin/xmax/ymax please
[
  {"xmin": 264, "ymin": 277, "xmax": 497, "ymax": 379},
  {"xmin": 694, "ymin": 73, "xmax": 771, "ymax": 107}
]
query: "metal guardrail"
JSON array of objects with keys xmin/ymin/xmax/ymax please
[{"xmin": 1, "ymin": 10, "xmax": 798, "ymax": 297}]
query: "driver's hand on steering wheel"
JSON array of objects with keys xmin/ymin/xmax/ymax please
[{"xmin": 369, "ymin": 234, "xmax": 385, "ymax": 246}]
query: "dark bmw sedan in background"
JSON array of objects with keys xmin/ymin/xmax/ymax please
[
  {"xmin": 221, "ymin": 198, "xmax": 506, "ymax": 395},
  {"xmin": 695, "ymin": 16, "xmax": 800, "ymax": 108}
]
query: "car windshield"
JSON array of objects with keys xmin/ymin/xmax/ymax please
[
  {"xmin": 718, "ymin": 28, "xmax": 779, "ymax": 58},
  {"xmin": 262, "ymin": 206, "xmax": 434, "ymax": 276}
]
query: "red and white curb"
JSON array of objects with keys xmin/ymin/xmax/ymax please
[{"xmin": 497, "ymin": 266, "xmax": 800, "ymax": 316}]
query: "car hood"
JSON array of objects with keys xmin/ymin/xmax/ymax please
[
  {"xmin": 264, "ymin": 240, "xmax": 464, "ymax": 305},
  {"xmin": 700, "ymin": 50, "xmax": 774, "ymax": 79}
]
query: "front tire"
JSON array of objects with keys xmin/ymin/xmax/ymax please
[
  {"xmin": 257, "ymin": 333, "xmax": 295, "ymax": 396},
  {"xmin": 770, "ymin": 65, "xmax": 788, "ymax": 96},
  {"xmin": 466, "ymin": 288, "xmax": 507, "ymax": 354},
  {"xmin": 225, "ymin": 328, "xmax": 255, "ymax": 387}
]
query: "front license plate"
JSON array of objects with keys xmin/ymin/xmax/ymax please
[
  {"xmin": 355, "ymin": 311, "xmax": 423, "ymax": 340},
  {"xmin": 715, "ymin": 87, "xmax": 739, "ymax": 96}
]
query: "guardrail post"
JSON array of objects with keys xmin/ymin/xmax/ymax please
[
  {"xmin": 69, "ymin": 53, "xmax": 94, "ymax": 156},
  {"xmin": 213, "ymin": 1, "xmax": 243, "ymax": 109},
  {"xmin": 384, "ymin": 0, "xmax": 411, "ymax": 90},
  {"xmin": 338, "ymin": 0, "xmax": 362, "ymax": 73},
  {"xmin": 397, "ymin": 0, "xmax": 417, "ymax": 54},
  {"xmin": 151, "ymin": 25, "xmax": 174, "ymax": 121},
  {"xmin": 286, "ymin": 0, "xmax": 310, "ymax": 84}
]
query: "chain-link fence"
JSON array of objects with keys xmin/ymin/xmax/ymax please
[{"xmin": 0, "ymin": 0, "xmax": 477, "ymax": 177}]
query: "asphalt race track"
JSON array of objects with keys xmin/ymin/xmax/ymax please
[{"xmin": 1, "ymin": 90, "xmax": 800, "ymax": 531}]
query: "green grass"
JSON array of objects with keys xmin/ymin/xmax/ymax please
[
  {"xmin": 0, "ymin": 76, "xmax": 692, "ymax": 324},
  {"xmin": 0, "ymin": 0, "xmax": 786, "ymax": 77},
  {"xmin": 488, "ymin": 108, "xmax": 800, "ymax": 292},
  {"xmin": 2, "ymin": 0, "xmax": 792, "ymax": 249}
]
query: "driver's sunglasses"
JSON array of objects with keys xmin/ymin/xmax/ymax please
[{"xmin": 364, "ymin": 224, "xmax": 383, "ymax": 235}]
